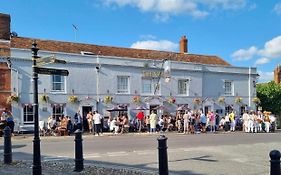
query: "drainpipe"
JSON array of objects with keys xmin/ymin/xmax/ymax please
[{"xmin": 248, "ymin": 67, "xmax": 251, "ymax": 108}]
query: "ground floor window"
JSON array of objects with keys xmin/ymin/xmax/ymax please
[
  {"xmin": 23, "ymin": 104, "xmax": 34, "ymax": 124},
  {"xmin": 52, "ymin": 104, "xmax": 64, "ymax": 121}
]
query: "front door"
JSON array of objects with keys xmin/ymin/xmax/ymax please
[{"xmin": 82, "ymin": 106, "xmax": 92, "ymax": 132}]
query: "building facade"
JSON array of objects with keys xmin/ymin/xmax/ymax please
[{"xmin": 0, "ymin": 13, "xmax": 258, "ymax": 132}]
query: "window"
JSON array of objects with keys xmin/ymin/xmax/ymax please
[
  {"xmin": 141, "ymin": 78, "xmax": 160, "ymax": 95},
  {"xmin": 53, "ymin": 105, "xmax": 64, "ymax": 121},
  {"xmin": 225, "ymin": 105, "xmax": 233, "ymax": 115},
  {"xmin": 52, "ymin": 75, "xmax": 65, "ymax": 91},
  {"xmin": 117, "ymin": 76, "xmax": 129, "ymax": 94},
  {"xmin": 224, "ymin": 80, "xmax": 233, "ymax": 95},
  {"xmin": 178, "ymin": 79, "xmax": 189, "ymax": 96},
  {"xmin": 23, "ymin": 105, "xmax": 34, "ymax": 124}
]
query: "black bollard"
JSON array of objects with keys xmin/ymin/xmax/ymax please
[
  {"xmin": 157, "ymin": 134, "xmax": 169, "ymax": 175},
  {"xmin": 269, "ymin": 150, "xmax": 281, "ymax": 175},
  {"xmin": 4, "ymin": 126, "xmax": 12, "ymax": 164},
  {"xmin": 74, "ymin": 129, "xmax": 84, "ymax": 172}
]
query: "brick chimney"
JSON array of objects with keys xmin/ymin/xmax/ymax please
[
  {"xmin": 179, "ymin": 35, "xmax": 188, "ymax": 53},
  {"xmin": 274, "ymin": 65, "xmax": 281, "ymax": 84},
  {"xmin": 0, "ymin": 13, "xmax": 11, "ymax": 40}
]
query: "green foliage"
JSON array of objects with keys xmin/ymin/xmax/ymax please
[{"xmin": 257, "ymin": 81, "xmax": 281, "ymax": 115}]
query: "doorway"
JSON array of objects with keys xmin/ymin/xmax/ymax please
[{"xmin": 82, "ymin": 106, "xmax": 92, "ymax": 132}]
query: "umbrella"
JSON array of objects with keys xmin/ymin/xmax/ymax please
[
  {"xmin": 106, "ymin": 105, "xmax": 127, "ymax": 112},
  {"xmin": 177, "ymin": 105, "xmax": 188, "ymax": 111},
  {"xmin": 132, "ymin": 106, "xmax": 148, "ymax": 110}
]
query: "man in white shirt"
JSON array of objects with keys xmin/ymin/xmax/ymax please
[{"xmin": 93, "ymin": 111, "xmax": 102, "ymax": 136}]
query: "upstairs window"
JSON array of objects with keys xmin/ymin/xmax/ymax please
[
  {"xmin": 178, "ymin": 79, "xmax": 190, "ymax": 96},
  {"xmin": 52, "ymin": 75, "xmax": 65, "ymax": 92},
  {"xmin": 224, "ymin": 80, "xmax": 233, "ymax": 95},
  {"xmin": 117, "ymin": 76, "xmax": 129, "ymax": 94},
  {"xmin": 142, "ymin": 78, "xmax": 160, "ymax": 95}
]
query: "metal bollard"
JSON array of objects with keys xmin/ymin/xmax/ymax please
[
  {"xmin": 269, "ymin": 150, "xmax": 281, "ymax": 175},
  {"xmin": 74, "ymin": 129, "xmax": 84, "ymax": 172},
  {"xmin": 157, "ymin": 134, "xmax": 169, "ymax": 175},
  {"xmin": 4, "ymin": 126, "xmax": 12, "ymax": 164}
]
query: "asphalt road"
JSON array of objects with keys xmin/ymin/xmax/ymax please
[{"xmin": 1, "ymin": 131, "xmax": 281, "ymax": 175}]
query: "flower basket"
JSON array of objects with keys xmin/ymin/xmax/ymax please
[
  {"xmin": 234, "ymin": 97, "xmax": 243, "ymax": 104},
  {"xmin": 252, "ymin": 97, "xmax": 260, "ymax": 104},
  {"xmin": 6, "ymin": 94, "xmax": 19, "ymax": 104},
  {"xmin": 167, "ymin": 96, "xmax": 176, "ymax": 104},
  {"xmin": 193, "ymin": 98, "xmax": 201, "ymax": 105},
  {"xmin": 132, "ymin": 95, "xmax": 141, "ymax": 104},
  {"xmin": 218, "ymin": 96, "xmax": 225, "ymax": 104},
  {"xmin": 40, "ymin": 95, "xmax": 49, "ymax": 103},
  {"xmin": 68, "ymin": 95, "xmax": 78, "ymax": 104},
  {"xmin": 104, "ymin": 96, "xmax": 113, "ymax": 104}
]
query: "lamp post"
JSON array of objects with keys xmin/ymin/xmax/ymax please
[{"xmin": 31, "ymin": 41, "xmax": 42, "ymax": 175}]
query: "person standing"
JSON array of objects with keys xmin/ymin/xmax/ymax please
[
  {"xmin": 229, "ymin": 111, "xmax": 235, "ymax": 132},
  {"xmin": 86, "ymin": 111, "xmax": 93, "ymax": 133},
  {"xmin": 183, "ymin": 110, "xmax": 190, "ymax": 134},
  {"xmin": 74, "ymin": 109, "xmax": 82, "ymax": 131},
  {"xmin": 136, "ymin": 111, "xmax": 144, "ymax": 132},
  {"xmin": 149, "ymin": 110, "xmax": 157, "ymax": 133},
  {"xmin": 2, "ymin": 108, "xmax": 14, "ymax": 135},
  {"xmin": 93, "ymin": 111, "xmax": 102, "ymax": 136}
]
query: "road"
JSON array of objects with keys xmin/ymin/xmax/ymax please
[{"xmin": 1, "ymin": 132, "xmax": 281, "ymax": 175}]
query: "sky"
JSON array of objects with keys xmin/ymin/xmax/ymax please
[{"xmin": 1, "ymin": 0, "xmax": 281, "ymax": 82}]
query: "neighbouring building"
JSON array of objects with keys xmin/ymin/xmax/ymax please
[
  {"xmin": 0, "ymin": 13, "xmax": 258, "ymax": 132},
  {"xmin": 274, "ymin": 65, "xmax": 281, "ymax": 84}
]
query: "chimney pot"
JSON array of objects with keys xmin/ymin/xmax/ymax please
[{"xmin": 180, "ymin": 35, "xmax": 188, "ymax": 53}]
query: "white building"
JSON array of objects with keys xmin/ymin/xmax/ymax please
[{"xmin": 0, "ymin": 13, "xmax": 258, "ymax": 131}]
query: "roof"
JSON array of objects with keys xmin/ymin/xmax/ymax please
[{"xmin": 10, "ymin": 36, "xmax": 231, "ymax": 66}]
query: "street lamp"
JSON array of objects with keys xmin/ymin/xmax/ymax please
[{"xmin": 31, "ymin": 41, "xmax": 42, "ymax": 175}]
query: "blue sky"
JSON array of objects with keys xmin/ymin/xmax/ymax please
[{"xmin": 1, "ymin": 0, "xmax": 281, "ymax": 82}]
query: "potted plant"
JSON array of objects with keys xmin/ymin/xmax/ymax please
[
  {"xmin": 252, "ymin": 97, "xmax": 260, "ymax": 104},
  {"xmin": 6, "ymin": 94, "xmax": 19, "ymax": 104},
  {"xmin": 104, "ymin": 96, "xmax": 113, "ymax": 104},
  {"xmin": 218, "ymin": 96, "xmax": 225, "ymax": 104},
  {"xmin": 132, "ymin": 95, "xmax": 141, "ymax": 104},
  {"xmin": 68, "ymin": 95, "xmax": 78, "ymax": 104},
  {"xmin": 193, "ymin": 98, "xmax": 201, "ymax": 105},
  {"xmin": 235, "ymin": 96, "xmax": 243, "ymax": 104},
  {"xmin": 167, "ymin": 96, "xmax": 176, "ymax": 104},
  {"xmin": 40, "ymin": 95, "xmax": 49, "ymax": 103}
]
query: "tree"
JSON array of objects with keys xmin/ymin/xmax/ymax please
[{"xmin": 256, "ymin": 81, "xmax": 281, "ymax": 115}]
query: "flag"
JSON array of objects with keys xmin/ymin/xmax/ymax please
[{"xmin": 72, "ymin": 24, "xmax": 78, "ymax": 30}]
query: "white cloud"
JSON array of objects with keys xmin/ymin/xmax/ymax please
[
  {"xmin": 273, "ymin": 2, "xmax": 281, "ymax": 15},
  {"xmin": 257, "ymin": 71, "xmax": 273, "ymax": 83},
  {"xmin": 259, "ymin": 36, "xmax": 281, "ymax": 58},
  {"xmin": 232, "ymin": 35, "xmax": 281, "ymax": 65},
  {"xmin": 231, "ymin": 46, "xmax": 257, "ymax": 61},
  {"xmin": 130, "ymin": 40, "xmax": 178, "ymax": 51},
  {"xmin": 102, "ymin": 0, "xmax": 246, "ymax": 20},
  {"xmin": 254, "ymin": 57, "xmax": 270, "ymax": 66}
]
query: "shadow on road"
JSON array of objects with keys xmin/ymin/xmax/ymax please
[{"xmin": 0, "ymin": 144, "xmax": 26, "ymax": 150}]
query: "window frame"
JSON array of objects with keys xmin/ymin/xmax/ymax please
[
  {"xmin": 141, "ymin": 77, "xmax": 160, "ymax": 95},
  {"xmin": 51, "ymin": 75, "xmax": 65, "ymax": 93},
  {"xmin": 117, "ymin": 76, "xmax": 130, "ymax": 94},
  {"xmin": 178, "ymin": 79, "xmax": 190, "ymax": 96},
  {"xmin": 52, "ymin": 105, "xmax": 64, "ymax": 121},
  {"xmin": 224, "ymin": 80, "xmax": 234, "ymax": 96},
  {"xmin": 23, "ymin": 105, "xmax": 34, "ymax": 124}
]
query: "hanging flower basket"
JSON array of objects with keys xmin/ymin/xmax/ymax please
[
  {"xmin": 218, "ymin": 96, "xmax": 225, "ymax": 104},
  {"xmin": 193, "ymin": 98, "xmax": 201, "ymax": 105},
  {"xmin": 68, "ymin": 95, "xmax": 78, "ymax": 104},
  {"xmin": 252, "ymin": 97, "xmax": 260, "ymax": 104},
  {"xmin": 104, "ymin": 96, "xmax": 113, "ymax": 104},
  {"xmin": 235, "ymin": 97, "xmax": 243, "ymax": 104},
  {"xmin": 6, "ymin": 94, "xmax": 19, "ymax": 104},
  {"xmin": 132, "ymin": 95, "xmax": 141, "ymax": 104},
  {"xmin": 167, "ymin": 96, "xmax": 176, "ymax": 104},
  {"xmin": 40, "ymin": 95, "xmax": 49, "ymax": 103}
]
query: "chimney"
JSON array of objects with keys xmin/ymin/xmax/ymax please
[
  {"xmin": 274, "ymin": 65, "xmax": 281, "ymax": 84},
  {"xmin": 179, "ymin": 35, "xmax": 188, "ymax": 53},
  {"xmin": 0, "ymin": 13, "xmax": 11, "ymax": 40}
]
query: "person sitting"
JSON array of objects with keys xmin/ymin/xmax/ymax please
[
  {"xmin": 57, "ymin": 116, "xmax": 68, "ymax": 136},
  {"xmin": 109, "ymin": 117, "xmax": 119, "ymax": 134},
  {"xmin": 47, "ymin": 115, "xmax": 57, "ymax": 136},
  {"xmin": 121, "ymin": 114, "xmax": 130, "ymax": 134}
]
